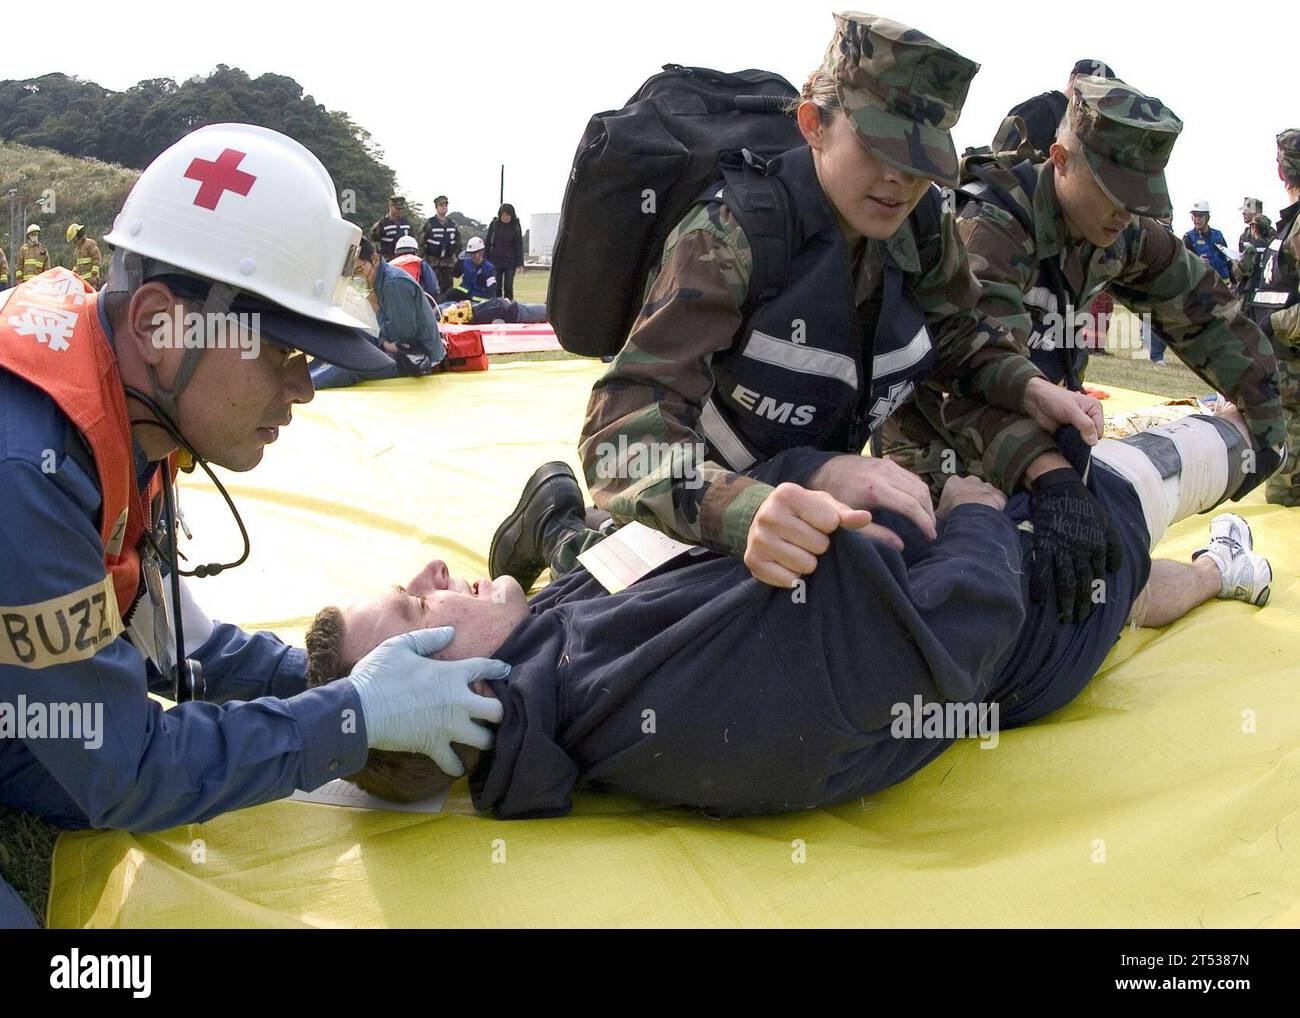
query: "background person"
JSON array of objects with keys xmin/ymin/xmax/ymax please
[
  {"xmin": 66, "ymin": 222, "xmax": 103, "ymax": 289},
  {"xmin": 1183, "ymin": 200, "xmax": 1232, "ymax": 281},
  {"xmin": 390, "ymin": 233, "xmax": 441, "ymax": 301},
  {"xmin": 15, "ymin": 224, "xmax": 49, "ymax": 283},
  {"xmin": 370, "ymin": 195, "xmax": 413, "ymax": 259},
  {"xmin": 1249, "ymin": 129, "xmax": 1300, "ymax": 505},
  {"xmin": 992, "ymin": 58, "xmax": 1117, "ymax": 156},
  {"xmin": 485, "ymin": 203, "xmax": 524, "ymax": 299},
  {"xmin": 444, "ymin": 235, "xmax": 499, "ymax": 301},
  {"xmin": 421, "ymin": 195, "xmax": 461, "ymax": 295},
  {"xmin": 1239, "ymin": 197, "xmax": 1266, "ymax": 250},
  {"xmin": 311, "ymin": 238, "xmax": 445, "ymax": 388}
]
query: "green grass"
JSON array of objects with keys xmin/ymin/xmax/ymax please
[
  {"xmin": 0, "ymin": 806, "xmax": 58, "ymax": 927},
  {"xmin": 0, "ymin": 140, "xmax": 137, "ymax": 272},
  {"xmin": 1086, "ymin": 306, "xmax": 1211, "ymax": 400},
  {"xmin": 1083, "ymin": 352, "xmax": 1206, "ymax": 399},
  {"xmin": 511, "ymin": 267, "xmax": 550, "ymax": 304}
]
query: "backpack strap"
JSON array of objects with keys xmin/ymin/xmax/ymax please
[
  {"xmin": 961, "ymin": 160, "xmax": 1039, "ymax": 236},
  {"xmin": 959, "ymin": 160, "xmax": 1085, "ymax": 391},
  {"xmin": 713, "ymin": 148, "xmax": 794, "ymax": 316}
]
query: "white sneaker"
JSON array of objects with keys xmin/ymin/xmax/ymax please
[{"xmin": 1193, "ymin": 513, "xmax": 1272, "ymax": 606}]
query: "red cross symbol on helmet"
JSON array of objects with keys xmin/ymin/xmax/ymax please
[{"xmin": 183, "ymin": 148, "xmax": 258, "ymax": 210}]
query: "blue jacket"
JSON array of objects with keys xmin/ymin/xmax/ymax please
[
  {"xmin": 455, "ymin": 256, "xmax": 499, "ymax": 300},
  {"xmin": 0, "ymin": 297, "xmax": 369, "ymax": 831},
  {"xmin": 374, "ymin": 259, "xmax": 444, "ymax": 364},
  {"xmin": 1183, "ymin": 226, "xmax": 1232, "ymax": 280}
]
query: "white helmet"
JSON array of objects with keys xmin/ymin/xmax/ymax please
[
  {"xmin": 104, "ymin": 122, "xmax": 386, "ymax": 372},
  {"xmin": 1190, "ymin": 200, "xmax": 1211, "ymax": 214},
  {"xmin": 465, "ymin": 236, "xmax": 485, "ymax": 253},
  {"xmin": 394, "ymin": 233, "xmax": 420, "ymax": 255}
]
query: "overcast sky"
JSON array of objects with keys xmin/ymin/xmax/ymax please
[{"xmin": 25, "ymin": 0, "xmax": 1296, "ymax": 241}]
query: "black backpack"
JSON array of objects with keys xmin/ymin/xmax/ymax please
[{"xmin": 547, "ymin": 64, "xmax": 806, "ymax": 357}]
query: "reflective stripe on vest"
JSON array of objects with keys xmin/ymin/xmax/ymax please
[
  {"xmin": 1252, "ymin": 228, "xmax": 1298, "ymax": 320},
  {"xmin": 708, "ymin": 146, "xmax": 936, "ymax": 464},
  {"xmin": 0, "ymin": 268, "xmax": 169, "ymax": 621}
]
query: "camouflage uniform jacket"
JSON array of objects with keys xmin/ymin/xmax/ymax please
[
  {"xmin": 885, "ymin": 160, "xmax": 1283, "ymax": 493},
  {"xmin": 578, "ymin": 170, "xmax": 1050, "ymax": 559}
]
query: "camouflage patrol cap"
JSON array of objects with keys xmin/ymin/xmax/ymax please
[
  {"xmin": 821, "ymin": 11, "xmax": 980, "ymax": 186},
  {"xmin": 1253, "ymin": 213, "xmax": 1273, "ymax": 230},
  {"xmin": 1278, "ymin": 129, "xmax": 1300, "ymax": 176},
  {"xmin": 1069, "ymin": 75, "xmax": 1183, "ymax": 217}
]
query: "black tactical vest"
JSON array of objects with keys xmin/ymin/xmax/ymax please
[
  {"xmin": 373, "ymin": 216, "xmax": 412, "ymax": 259},
  {"xmin": 700, "ymin": 147, "xmax": 937, "ymax": 472},
  {"xmin": 423, "ymin": 218, "xmax": 460, "ymax": 260},
  {"xmin": 1250, "ymin": 202, "xmax": 1299, "ymax": 328}
]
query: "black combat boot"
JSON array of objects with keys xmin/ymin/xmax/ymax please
[{"xmin": 489, "ymin": 462, "xmax": 588, "ymax": 589}]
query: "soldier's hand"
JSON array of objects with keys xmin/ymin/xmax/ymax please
[
  {"xmin": 808, "ymin": 454, "xmax": 938, "ymax": 540},
  {"xmin": 1022, "ymin": 378, "xmax": 1102, "ymax": 444},
  {"xmin": 744, "ymin": 483, "xmax": 883, "ymax": 588},
  {"xmin": 937, "ymin": 475, "xmax": 1007, "ymax": 521}
]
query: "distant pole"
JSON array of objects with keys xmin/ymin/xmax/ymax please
[
  {"xmin": 8, "ymin": 190, "xmax": 18, "ymax": 279},
  {"xmin": 499, "ymin": 165, "xmax": 504, "ymax": 208}
]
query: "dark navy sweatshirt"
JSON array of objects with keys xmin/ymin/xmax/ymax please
[{"xmin": 472, "ymin": 454, "xmax": 1152, "ymax": 819}]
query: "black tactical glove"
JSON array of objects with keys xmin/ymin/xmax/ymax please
[{"xmin": 1029, "ymin": 468, "xmax": 1124, "ymax": 624}]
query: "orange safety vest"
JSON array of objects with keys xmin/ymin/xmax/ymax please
[
  {"xmin": 0, "ymin": 268, "xmax": 174, "ymax": 622},
  {"xmin": 390, "ymin": 253, "xmax": 424, "ymax": 282}
]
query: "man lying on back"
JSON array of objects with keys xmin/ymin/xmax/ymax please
[{"xmin": 305, "ymin": 407, "xmax": 1272, "ymax": 818}]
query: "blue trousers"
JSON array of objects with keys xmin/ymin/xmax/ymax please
[
  {"xmin": 309, "ymin": 359, "xmax": 404, "ymax": 390},
  {"xmin": 1146, "ymin": 320, "xmax": 1167, "ymax": 362}
]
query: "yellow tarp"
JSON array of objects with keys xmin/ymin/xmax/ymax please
[{"xmin": 48, "ymin": 363, "xmax": 1300, "ymax": 927}]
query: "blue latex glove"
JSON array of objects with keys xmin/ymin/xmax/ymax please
[{"xmin": 348, "ymin": 627, "xmax": 509, "ymax": 776}]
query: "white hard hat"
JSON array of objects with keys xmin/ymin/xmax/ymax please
[
  {"xmin": 1191, "ymin": 200, "xmax": 1211, "ymax": 213},
  {"xmin": 394, "ymin": 234, "xmax": 419, "ymax": 254},
  {"xmin": 465, "ymin": 236, "xmax": 485, "ymax": 253},
  {"xmin": 26, "ymin": 223, "xmax": 40, "ymax": 234},
  {"xmin": 104, "ymin": 122, "xmax": 387, "ymax": 370}
]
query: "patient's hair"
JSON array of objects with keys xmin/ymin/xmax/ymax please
[{"xmin": 304, "ymin": 606, "xmax": 482, "ymax": 803}]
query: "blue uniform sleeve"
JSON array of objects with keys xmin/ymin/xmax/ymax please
[
  {"xmin": 0, "ymin": 456, "xmax": 368, "ymax": 832},
  {"xmin": 419, "ymin": 261, "xmax": 440, "ymax": 300},
  {"xmin": 187, "ymin": 621, "xmax": 307, "ymax": 703}
]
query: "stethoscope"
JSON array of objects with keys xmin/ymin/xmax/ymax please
[{"xmin": 124, "ymin": 386, "xmax": 250, "ymax": 703}]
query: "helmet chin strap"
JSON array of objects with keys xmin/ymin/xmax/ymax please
[{"xmin": 107, "ymin": 249, "xmax": 242, "ymax": 424}]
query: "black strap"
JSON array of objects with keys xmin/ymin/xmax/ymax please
[
  {"xmin": 967, "ymin": 161, "xmax": 1083, "ymax": 391},
  {"xmin": 716, "ymin": 149, "xmax": 794, "ymax": 314}
]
